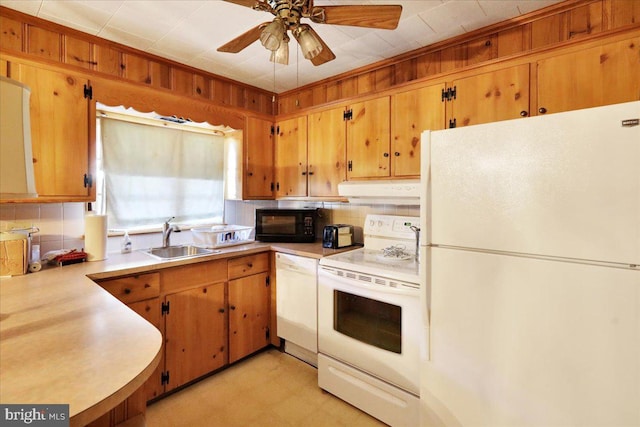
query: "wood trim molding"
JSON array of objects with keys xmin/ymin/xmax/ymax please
[{"xmin": 0, "ymin": 6, "xmax": 275, "ymax": 116}]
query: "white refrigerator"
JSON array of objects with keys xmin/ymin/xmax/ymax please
[{"xmin": 419, "ymin": 101, "xmax": 640, "ymax": 426}]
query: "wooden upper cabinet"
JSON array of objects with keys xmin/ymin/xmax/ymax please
[
  {"xmin": 275, "ymin": 116, "xmax": 307, "ymax": 197},
  {"xmin": 446, "ymin": 64, "xmax": 530, "ymax": 128},
  {"xmin": 346, "ymin": 96, "xmax": 391, "ymax": 179},
  {"xmin": 537, "ymin": 37, "xmax": 640, "ymax": 115},
  {"xmin": 391, "ymin": 84, "xmax": 446, "ymax": 177},
  {"xmin": 274, "ymin": 110, "xmax": 346, "ymax": 198},
  {"xmin": 244, "ymin": 117, "xmax": 274, "ymax": 199},
  {"xmin": 308, "ymin": 107, "xmax": 346, "ymax": 197},
  {"xmin": 9, "ymin": 61, "xmax": 94, "ymax": 200}
]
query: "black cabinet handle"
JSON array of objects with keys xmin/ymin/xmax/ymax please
[
  {"xmin": 383, "ymin": 153, "xmax": 389, "ymax": 157},
  {"xmin": 394, "ymin": 152, "xmax": 400, "ymax": 156},
  {"xmin": 520, "ymin": 111, "xmax": 528, "ymax": 117},
  {"xmin": 538, "ymin": 107, "xmax": 547, "ymax": 114},
  {"xmin": 230, "ymin": 305, "xmax": 236, "ymax": 310},
  {"xmin": 218, "ymin": 308, "xmax": 225, "ymax": 313},
  {"xmin": 124, "ymin": 288, "xmax": 131, "ymax": 294}
]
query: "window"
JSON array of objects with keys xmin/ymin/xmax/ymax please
[{"xmin": 96, "ymin": 106, "xmax": 233, "ymax": 231}]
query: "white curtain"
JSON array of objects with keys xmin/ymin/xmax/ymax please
[{"xmin": 100, "ymin": 117, "xmax": 224, "ymax": 229}]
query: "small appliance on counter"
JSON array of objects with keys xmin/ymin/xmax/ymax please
[
  {"xmin": 0, "ymin": 222, "xmax": 39, "ymax": 276},
  {"xmin": 255, "ymin": 208, "xmax": 318, "ymax": 243},
  {"xmin": 322, "ymin": 224, "xmax": 354, "ymax": 249}
]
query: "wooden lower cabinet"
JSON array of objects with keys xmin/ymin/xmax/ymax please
[
  {"xmin": 91, "ymin": 275, "xmax": 162, "ymax": 427},
  {"xmin": 164, "ymin": 282, "xmax": 227, "ymax": 392},
  {"xmin": 92, "ymin": 253, "xmax": 272, "ymax": 425},
  {"xmin": 228, "ymin": 272, "xmax": 270, "ymax": 363},
  {"xmin": 127, "ymin": 298, "xmax": 164, "ymax": 402}
]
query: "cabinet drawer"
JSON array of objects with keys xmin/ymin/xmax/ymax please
[
  {"xmin": 161, "ymin": 259, "xmax": 227, "ymax": 295},
  {"xmin": 228, "ymin": 253, "xmax": 269, "ymax": 279},
  {"xmin": 99, "ymin": 273, "xmax": 160, "ymax": 304}
]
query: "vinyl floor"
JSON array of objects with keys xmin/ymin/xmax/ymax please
[{"xmin": 145, "ymin": 348, "xmax": 387, "ymax": 427}]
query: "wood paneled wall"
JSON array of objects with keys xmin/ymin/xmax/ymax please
[
  {"xmin": 278, "ymin": 0, "xmax": 639, "ymax": 115},
  {"xmin": 1, "ymin": 0, "xmax": 638, "ymax": 119},
  {"xmin": 0, "ymin": 6, "xmax": 275, "ymax": 116}
]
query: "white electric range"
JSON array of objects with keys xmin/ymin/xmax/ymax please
[{"xmin": 317, "ymin": 214, "xmax": 423, "ymax": 427}]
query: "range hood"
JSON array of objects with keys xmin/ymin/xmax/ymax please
[
  {"xmin": 338, "ymin": 179, "xmax": 420, "ymax": 205},
  {"xmin": 0, "ymin": 76, "xmax": 37, "ymax": 199}
]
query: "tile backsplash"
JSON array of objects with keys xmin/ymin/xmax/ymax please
[
  {"xmin": 0, "ymin": 203, "xmax": 85, "ymax": 256},
  {"xmin": 225, "ymin": 199, "xmax": 420, "ymax": 244},
  {"xmin": 1, "ymin": 199, "xmax": 419, "ymax": 257}
]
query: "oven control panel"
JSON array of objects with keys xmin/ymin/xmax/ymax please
[{"xmin": 364, "ymin": 215, "xmax": 419, "ymax": 239}]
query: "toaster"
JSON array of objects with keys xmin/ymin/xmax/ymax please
[{"xmin": 322, "ymin": 224, "xmax": 354, "ymax": 249}]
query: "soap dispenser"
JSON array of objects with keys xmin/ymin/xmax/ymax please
[{"xmin": 121, "ymin": 231, "xmax": 132, "ymax": 253}]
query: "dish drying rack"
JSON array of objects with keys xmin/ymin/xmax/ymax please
[{"xmin": 191, "ymin": 225, "xmax": 254, "ymax": 248}]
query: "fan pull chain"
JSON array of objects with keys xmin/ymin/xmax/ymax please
[{"xmin": 295, "ymin": 44, "xmax": 300, "ymax": 107}]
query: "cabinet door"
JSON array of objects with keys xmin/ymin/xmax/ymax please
[
  {"xmin": 391, "ymin": 84, "xmax": 446, "ymax": 177},
  {"xmin": 127, "ymin": 298, "xmax": 164, "ymax": 402},
  {"xmin": 245, "ymin": 117, "xmax": 274, "ymax": 199},
  {"xmin": 347, "ymin": 96, "xmax": 391, "ymax": 179},
  {"xmin": 275, "ymin": 116, "xmax": 307, "ymax": 197},
  {"xmin": 164, "ymin": 282, "xmax": 226, "ymax": 391},
  {"xmin": 448, "ymin": 64, "xmax": 530, "ymax": 127},
  {"xmin": 228, "ymin": 272, "xmax": 270, "ymax": 364},
  {"xmin": 537, "ymin": 37, "xmax": 640, "ymax": 115},
  {"xmin": 308, "ymin": 107, "xmax": 346, "ymax": 197},
  {"xmin": 11, "ymin": 63, "xmax": 92, "ymax": 198}
]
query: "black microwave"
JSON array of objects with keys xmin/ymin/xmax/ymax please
[{"xmin": 255, "ymin": 208, "xmax": 318, "ymax": 243}]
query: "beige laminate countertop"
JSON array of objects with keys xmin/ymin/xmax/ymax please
[{"xmin": 0, "ymin": 240, "xmax": 357, "ymax": 426}]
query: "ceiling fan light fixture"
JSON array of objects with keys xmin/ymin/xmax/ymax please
[
  {"xmin": 270, "ymin": 33, "xmax": 289, "ymax": 65},
  {"xmin": 260, "ymin": 18, "xmax": 285, "ymax": 51},
  {"xmin": 293, "ymin": 24, "xmax": 323, "ymax": 60}
]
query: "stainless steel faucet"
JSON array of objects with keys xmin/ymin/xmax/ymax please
[{"xmin": 162, "ymin": 216, "xmax": 177, "ymax": 247}]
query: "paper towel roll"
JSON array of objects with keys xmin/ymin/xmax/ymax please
[{"xmin": 85, "ymin": 214, "xmax": 107, "ymax": 261}]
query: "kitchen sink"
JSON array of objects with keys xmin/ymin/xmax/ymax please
[{"xmin": 143, "ymin": 245, "xmax": 219, "ymax": 260}]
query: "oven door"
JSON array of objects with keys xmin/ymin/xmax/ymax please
[{"xmin": 318, "ymin": 265, "xmax": 422, "ymax": 395}]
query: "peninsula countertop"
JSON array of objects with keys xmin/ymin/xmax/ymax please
[{"xmin": 0, "ymin": 240, "xmax": 357, "ymax": 426}]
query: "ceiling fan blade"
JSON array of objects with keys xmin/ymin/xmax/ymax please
[
  {"xmin": 311, "ymin": 5, "xmax": 402, "ymax": 30},
  {"xmin": 217, "ymin": 23, "xmax": 268, "ymax": 53},
  {"xmin": 224, "ymin": 0, "xmax": 258, "ymax": 6},
  {"xmin": 308, "ymin": 28, "xmax": 336, "ymax": 66},
  {"xmin": 223, "ymin": 0, "xmax": 275, "ymax": 14}
]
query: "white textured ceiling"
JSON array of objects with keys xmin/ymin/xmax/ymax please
[{"xmin": 0, "ymin": 0, "xmax": 563, "ymax": 93}]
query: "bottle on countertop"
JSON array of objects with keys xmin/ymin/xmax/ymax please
[{"xmin": 121, "ymin": 231, "xmax": 132, "ymax": 253}]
